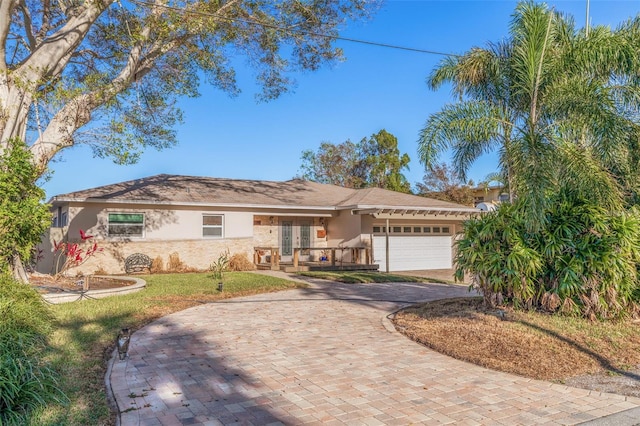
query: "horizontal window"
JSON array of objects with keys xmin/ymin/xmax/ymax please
[
  {"xmin": 372, "ymin": 224, "xmax": 452, "ymax": 235},
  {"xmin": 109, "ymin": 213, "xmax": 144, "ymax": 237},
  {"xmin": 203, "ymin": 214, "xmax": 223, "ymax": 238}
]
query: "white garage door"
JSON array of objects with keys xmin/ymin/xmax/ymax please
[{"xmin": 373, "ymin": 236, "xmax": 452, "ymax": 271}]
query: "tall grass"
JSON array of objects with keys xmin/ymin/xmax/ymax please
[{"xmin": 0, "ymin": 275, "xmax": 66, "ymax": 425}]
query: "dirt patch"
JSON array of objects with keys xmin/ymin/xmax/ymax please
[
  {"xmin": 393, "ymin": 297, "xmax": 640, "ymax": 396},
  {"xmin": 30, "ymin": 274, "xmax": 135, "ymax": 293}
]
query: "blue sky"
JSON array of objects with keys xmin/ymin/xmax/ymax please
[{"xmin": 41, "ymin": 0, "xmax": 640, "ymax": 197}]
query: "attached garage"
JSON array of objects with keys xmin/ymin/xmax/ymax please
[
  {"xmin": 373, "ymin": 234, "xmax": 452, "ymax": 272},
  {"xmin": 350, "ymin": 202, "xmax": 478, "ymax": 274}
]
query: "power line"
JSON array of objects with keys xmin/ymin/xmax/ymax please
[{"xmin": 129, "ymin": 0, "xmax": 459, "ymax": 57}]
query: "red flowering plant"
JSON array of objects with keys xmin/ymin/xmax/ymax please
[{"xmin": 52, "ymin": 230, "xmax": 103, "ymax": 279}]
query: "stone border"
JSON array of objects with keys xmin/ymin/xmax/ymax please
[{"xmin": 42, "ymin": 276, "xmax": 146, "ymax": 304}]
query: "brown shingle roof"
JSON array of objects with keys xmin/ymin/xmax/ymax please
[
  {"xmin": 338, "ymin": 187, "xmax": 471, "ymax": 209},
  {"xmin": 51, "ymin": 174, "xmax": 476, "ymax": 212}
]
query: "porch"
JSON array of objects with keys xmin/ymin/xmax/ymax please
[{"xmin": 253, "ymin": 246, "xmax": 378, "ymax": 273}]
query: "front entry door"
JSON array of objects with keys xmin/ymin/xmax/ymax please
[
  {"xmin": 280, "ymin": 220, "xmax": 312, "ymax": 262},
  {"xmin": 299, "ymin": 221, "xmax": 311, "ymax": 261},
  {"xmin": 281, "ymin": 221, "xmax": 293, "ymax": 258}
]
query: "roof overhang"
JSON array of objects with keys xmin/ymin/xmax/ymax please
[
  {"xmin": 350, "ymin": 205, "xmax": 480, "ymax": 218},
  {"xmin": 49, "ymin": 197, "xmax": 338, "ymax": 215}
]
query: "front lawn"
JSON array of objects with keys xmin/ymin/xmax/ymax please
[{"xmin": 31, "ymin": 272, "xmax": 303, "ymax": 426}]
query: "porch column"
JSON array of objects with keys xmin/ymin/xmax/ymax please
[{"xmin": 385, "ymin": 218, "xmax": 390, "ymax": 273}]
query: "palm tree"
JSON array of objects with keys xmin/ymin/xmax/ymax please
[{"xmin": 419, "ymin": 1, "xmax": 640, "ymax": 226}]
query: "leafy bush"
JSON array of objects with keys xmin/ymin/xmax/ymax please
[
  {"xmin": 0, "ymin": 138, "xmax": 51, "ymax": 275},
  {"xmin": 456, "ymin": 196, "xmax": 640, "ymax": 319},
  {"xmin": 0, "ymin": 275, "xmax": 66, "ymax": 424}
]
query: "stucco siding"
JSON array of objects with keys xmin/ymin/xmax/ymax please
[
  {"xmin": 326, "ymin": 210, "xmax": 362, "ymax": 246},
  {"xmin": 63, "ymin": 203, "xmax": 254, "ymax": 242}
]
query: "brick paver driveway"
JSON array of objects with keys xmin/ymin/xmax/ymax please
[{"xmin": 109, "ymin": 277, "xmax": 640, "ymax": 425}]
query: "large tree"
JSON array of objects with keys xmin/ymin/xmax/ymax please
[
  {"xmin": 416, "ymin": 162, "xmax": 474, "ymax": 206},
  {"xmin": 299, "ymin": 129, "xmax": 411, "ymax": 192},
  {"xmin": 1, "ymin": 1, "xmax": 377, "ymax": 168},
  {"xmin": 418, "ymin": 1, "xmax": 640, "ymax": 225},
  {"xmin": 0, "ymin": 0, "xmax": 377, "ymax": 276},
  {"xmin": 298, "ymin": 139, "xmax": 364, "ymax": 188}
]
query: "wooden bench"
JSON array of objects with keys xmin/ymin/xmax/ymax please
[{"xmin": 124, "ymin": 253, "xmax": 152, "ymax": 274}]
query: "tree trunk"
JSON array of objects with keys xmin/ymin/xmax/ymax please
[
  {"xmin": 0, "ymin": 82, "xmax": 32, "ymax": 152},
  {"xmin": 11, "ymin": 254, "xmax": 29, "ymax": 284}
]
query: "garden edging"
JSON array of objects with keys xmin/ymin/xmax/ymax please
[{"xmin": 41, "ymin": 276, "xmax": 146, "ymax": 304}]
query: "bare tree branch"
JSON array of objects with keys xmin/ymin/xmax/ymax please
[
  {"xmin": 18, "ymin": 0, "xmax": 114, "ymax": 84},
  {"xmin": 0, "ymin": 0, "xmax": 18, "ymax": 71},
  {"xmin": 17, "ymin": 0, "xmax": 37, "ymax": 51}
]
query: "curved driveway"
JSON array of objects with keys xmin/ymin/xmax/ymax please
[{"xmin": 110, "ymin": 277, "xmax": 640, "ymax": 425}]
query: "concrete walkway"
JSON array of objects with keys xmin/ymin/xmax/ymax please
[{"xmin": 109, "ymin": 276, "xmax": 640, "ymax": 425}]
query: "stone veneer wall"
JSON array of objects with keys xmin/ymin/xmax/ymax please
[{"xmin": 61, "ymin": 237, "xmax": 256, "ymax": 275}]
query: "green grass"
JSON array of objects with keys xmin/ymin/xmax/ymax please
[
  {"xmin": 30, "ymin": 272, "xmax": 303, "ymax": 426},
  {"xmin": 297, "ymin": 271, "xmax": 442, "ymax": 284},
  {"xmin": 1, "ymin": 276, "xmax": 66, "ymax": 426}
]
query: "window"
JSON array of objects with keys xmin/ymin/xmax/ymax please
[
  {"xmin": 52, "ymin": 208, "xmax": 68, "ymax": 227},
  {"xmin": 372, "ymin": 224, "xmax": 451, "ymax": 235},
  {"xmin": 203, "ymin": 215, "xmax": 223, "ymax": 238},
  {"xmin": 109, "ymin": 213, "xmax": 144, "ymax": 237}
]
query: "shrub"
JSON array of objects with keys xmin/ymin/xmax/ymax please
[
  {"xmin": 52, "ymin": 229, "xmax": 102, "ymax": 278},
  {"xmin": 455, "ymin": 196, "xmax": 640, "ymax": 319},
  {"xmin": 228, "ymin": 253, "xmax": 255, "ymax": 271},
  {"xmin": 0, "ymin": 275, "xmax": 66, "ymax": 424},
  {"xmin": 150, "ymin": 256, "xmax": 164, "ymax": 273},
  {"xmin": 166, "ymin": 252, "xmax": 184, "ymax": 272},
  {"xmin": 0, "ymin": 139, "xmax": 51, "ymax": 275}
]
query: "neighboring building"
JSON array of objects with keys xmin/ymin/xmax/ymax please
[
  {"xmin": 471, "ymin": 185, "xmax": 509, "ymax": 211},
  {"xmin": 38, "ymin": 174, "xmax": 479, "ymax": 275}
]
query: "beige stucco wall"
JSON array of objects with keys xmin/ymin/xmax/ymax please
[
  {"xmin": 37, "ymin": 205, "xmax": 334, "ymax": 275},
  {"xmin": 63, "ymin": 202, "xmax": 254, "ymax": 241}
]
